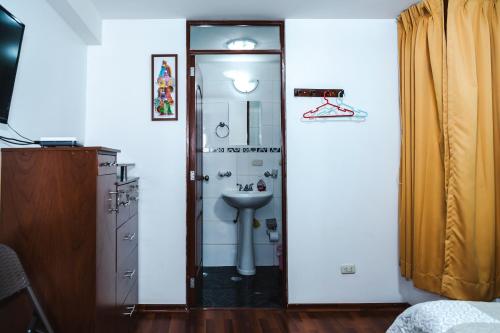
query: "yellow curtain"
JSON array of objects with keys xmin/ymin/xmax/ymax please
[
  {"xmin": 399, "ymin": 0, "xmax": 500, "ymax": 300},
  {"xmin": 443, "ymin": 0, "xmax": 500, "ymax": 300},
  {"xmin": 398, "ymin": 0, "xmax": 448, "ymax": 294}
]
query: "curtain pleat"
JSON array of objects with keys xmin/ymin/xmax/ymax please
[
  {"xmin": 399, "ymin": 0, "xmax": 500, "ymax": 300},
  {"xmin": 398, "ymin": 0, "xmax": 448, "ymax": 294},
  {"xmin": 443, "ymin": 0, "xmax": 499, "ymax": 300}
]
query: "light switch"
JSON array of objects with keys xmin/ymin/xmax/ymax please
[{"xmin": 252, "ymin": 159, "xmax": 263, "ymax": 166}]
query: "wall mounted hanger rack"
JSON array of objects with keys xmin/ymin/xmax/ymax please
[
  {"xmin": 294, "ymin": 88, "xmax": 344, "ymax": 98},
  {"xmin": 296, "ymin": 89, "xmax": 368, "ymax": 121}
]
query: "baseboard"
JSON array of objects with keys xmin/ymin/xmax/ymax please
[
  {"xmin": 138, "ymin": 303, "xmax": 409, "ymax": 313},
  {"xmin": 137, "ymin": 304, "xmax": 188, "ymax": 313},
  {"xmin": 286, "ymin": 302, "xmax": 410, "ymax": 312}
]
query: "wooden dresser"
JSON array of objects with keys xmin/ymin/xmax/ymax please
[{"xmin": 0, "ymin": 147, "xmax": 139, "ymax": 333}]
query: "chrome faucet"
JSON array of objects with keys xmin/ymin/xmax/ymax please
[
  {"xmin": 243, "ymin": 183, "xmax": 254, "ymax": 192},
  {"xmin": 236, "ymin": 183, "xmax": 254, "ymax": 191}
]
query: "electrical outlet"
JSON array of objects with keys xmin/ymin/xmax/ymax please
[{"xmin": 341, "ymin": 264, "xmax": 356, "ymax": 274}]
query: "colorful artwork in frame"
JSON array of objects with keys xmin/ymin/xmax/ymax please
[{"xmin": 152, "ymin": 54, "xmax": 178, "ymax": 121}]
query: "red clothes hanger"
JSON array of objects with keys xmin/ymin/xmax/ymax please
[{"xmin": 302, "ymin": 91, "xmax": 355, "ymax": 119}]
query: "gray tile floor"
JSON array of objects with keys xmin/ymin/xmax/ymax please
[{"xmin": 200, "ymin": 266, "xmax": 283, "ymax": 308}]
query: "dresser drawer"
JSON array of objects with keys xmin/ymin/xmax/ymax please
[
  {"xmin": 127, "ymin": 181, "xmax": 139, "ymax": 218},
  {"xmin": 116, "ymin": 184, "xmax": 131, "ymax": 228},
  {"xmin": 117, "ymin": 281, "xmax": 138, "ymax": 333},
  {"xmin": 98, "ymin": 154, "xmax": 117, "ymax": 175},
  {"xmin": 117, "ymin": 215, "xmax": 138, "ymax": 265},
  {"xmin": 117, "ymin": 247, "xmax": 138, "ymax": 305}
]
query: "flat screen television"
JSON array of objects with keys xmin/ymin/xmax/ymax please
[{"xmin": 0, "ymin": 5, "xmax": 25, "ymax": 124}]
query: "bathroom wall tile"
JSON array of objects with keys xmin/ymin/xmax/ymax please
[
  {"xmin": 272, "ymin": 80, "xmax": 282, "ymax": 102},
  {"xmin": 203, "ymin": 219, "xmax": 238, "ymax": 245},
  {"xmin": 203, "ymin": 153, "xmax": 237, "ymax": 199},
  {"xmin": 255, "ymin": 244, "xmax": 275, "ymax": 266},
  {"xmin": 236, "ymin": 153, "xmax": 272, "ymax": 177},
  {"xmin": 272, "ymin": 125, "xmax": 282, "ymax": 146},
  {"xmin": 203, "ymin": 244, "xmax": 237, "ymax": 267},
  {"xmin": 253, "ymin": 221, "xmax": 268, "ymax": 244},
  {"xmin": 251, "ymin": 80, "xmax": 273, "ymax": 102},
  {"xmin": 272, "ymin": 172, "xmax": 282, "ymax": 198},
  {"xmin": 261, "ymin": 125, "xmax": 274, "ymax": 146},
  {"xmin": 274, "ymin": 198, "xmax": 282, "ymax": 222},
  {"xmin": 203, "ymin": 197, "xmax": 237, "ymax": 221},
  {"xmin": 273, "ymin": 243, "xmax": 283, "ymax": 266},
  {"xmin": 255, "ymin": 197, "xmax": 275, "ymax": 221},
  {"xmin": 203, "ymin": 101, "xmax": 229, "ymax": 148},
  {"xmin": 203, "ymin": 81, "xmax": 236, "ymax": 100},
  {"xmin": 235, "ymin": 154, "xmax": 250, "ymax": 176},
  {"xmin": 261, "ymin": 102, "xmax": 274, "ymax": 126},
  {"xmin": 272, "ymin": 102, "xmax": 282, "ymax": 127}
]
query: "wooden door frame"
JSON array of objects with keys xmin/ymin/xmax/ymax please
[{"xmin": 186, "ymin": 20, "xmax": 288, "ymax": 308}]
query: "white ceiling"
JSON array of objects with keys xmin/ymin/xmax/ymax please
[{"xmin": 90, "ymin": 0, "xmax": 416, "ymax": 20}]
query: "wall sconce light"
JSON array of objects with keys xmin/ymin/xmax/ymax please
[
  {"xmin": 233, "ymin": 79, "xmax": 259, "ymax": 94},
  {"xmin": 224, "ymin": 70, "xmax": 259, "ymax": 94}
]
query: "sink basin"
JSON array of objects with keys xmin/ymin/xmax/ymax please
[
  {"xmin": 221, "ymin": 190, "xmax": 273, "ymax": 276},
  {"xmin": 222, "ymin": 190, "xmax": 273, "ymax": 209}
]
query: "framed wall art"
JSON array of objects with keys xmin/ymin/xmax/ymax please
[{"xmin": 151, "ymin": 54, "xmax": 178, "ymax": 121}]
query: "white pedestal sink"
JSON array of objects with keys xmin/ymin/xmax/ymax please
[{"xmin": 222, "ymin": 190, "xmax": 273, "ymax": 276}]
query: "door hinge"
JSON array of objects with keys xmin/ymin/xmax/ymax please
[
  {"xmin": 190, "ymin": 170, "xmax": 195, "ymax": 181},
  {"xmin": 190, "ymin": 277, "xmax": 195, "ymax": 289},
  {"xmin": 190, "ymin": 67, "xmax": 195, "ymax": 77}
]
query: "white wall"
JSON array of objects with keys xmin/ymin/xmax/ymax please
[
  {"xmin": 0, "ymin": 0, "xmax": 87, "ymax": 146},
  {"xmin": 84, "ymin": 18, "xmax": 428, "ymax": 305},
  {"xmin": 286, "ymin": 19, "xmax": 405, "ymax": 303},
  {"xmin": 85, "ymin": 19, "xmax": 186, "ymax": 304}
]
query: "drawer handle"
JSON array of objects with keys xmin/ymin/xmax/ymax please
[
  {"xmin": 123, "ymin": 233, "xmax": 136, "ymax": 241},
  {"xmin": 100, "ymin": 161, "xmax": 117, "ymax": 167},
  {"xmin": 124, "ymin": 269, "xmax": 136, "ymax": 279},
  {"xmin": 122, "ymin": 305, "xmax": 135, "ymax": 317}
]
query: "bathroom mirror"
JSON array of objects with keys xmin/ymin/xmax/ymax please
[
  {"xmin": 197, "ymin": 53, "xmax": 281, "ymax": 149},
  {"xmin": 228, "ymin": 101, "xmax": 261, "ymax": 146}
]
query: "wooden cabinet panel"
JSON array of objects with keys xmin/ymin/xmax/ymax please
[
  {"xmin": 96, "ymin": 174, "xmax": 118, "ymax": 333},
  {"xmin": 0, "ymin": 147, "xmax": 138, "ymax": 333},
  {"xmin": 0, "ymin": 149, "xmax": 97, "ymax": 332}
]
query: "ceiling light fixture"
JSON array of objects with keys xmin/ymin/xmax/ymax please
[
  {"xmin": 226, "ymin": 38, "xmax": 257, "ymax": 50},
  {"xmin": 233, "ymin": 79, "xmax": 259, "ymax": 94}
]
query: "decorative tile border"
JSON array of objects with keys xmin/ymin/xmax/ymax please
[{"xmin": 204, "ymin": 147, "xmax": 281, "ymax": 153}]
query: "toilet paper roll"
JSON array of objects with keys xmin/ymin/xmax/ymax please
[{"xmin": 268, "ymin": 230, "xmax": 279, "ymax": 242}]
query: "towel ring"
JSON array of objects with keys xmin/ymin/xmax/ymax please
[{"xmin": 215, "ymin": 122, "xmax": 230, "ymax": 138}]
